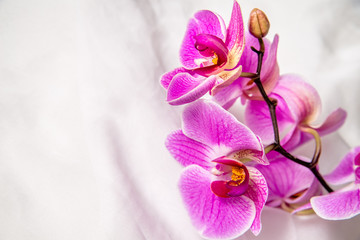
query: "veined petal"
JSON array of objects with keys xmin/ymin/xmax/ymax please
[
  {"xmin": 256, "ymin": 158, "xmax": 314, "ymax": 207},
  {"xmin": 272, "ymin": 75, "xmax": 321, "ymax": 124},
  {"xmin": 280, "ymin": 110, "xmax": 346, "ymax": 151},
  {"xmin": 292, "ymin": 202, "xmax": 312, "ymax": 214},
  {"xmin": 225, "ymin": 0, "xmax": 245, "ymax": 68},
  {"xmin": 243, "ymin": 34, "xmax": 280, "ymax": 98},
  {"xmin": 281, "ymin": 126, "xmax": 306, "ymax": 151},
  {"xmin": 210, "ymin": 65, "xmax": 242, "ymax": 96},
  {"xmin": 313, "ymin": 108, "xmax": 347, "ymax": 136},
  {"xmin": 180, "ymin": 10, "xmax": 226, "ymax": 69},
  {"xmin": 182, "ymin": 100, "xmax": 263, "ymax": 155},
  {"xmin": 325, "ymin": 147, "xmax": 360, "ymax": 185},
  {"xmin": 228, "ymin": 139, "xmax": 269, "ymax": 165},
  {"xmin": 166, "ymin": 73, "xmax": 217, "ymax": 105},
  {"xmin": 160, "ymin": 67, "xmax": 188, "ymax": 89},
  {"xmin": 286, "ymin": 174, "xmax": 321, "ymax": 205},
  {"xmin": 244, "ymin": 166, "xmax": 268, "ymax": 236},
  {"xmin": 311, "ymin": 187, "xmax": 360, "ymax": 220},
  {"xmin": 179, "ymin": 165, "xmax": 256, "ymax": 239},
  {"xmin": 245, "ymin": 93, "xmax": 294, "ymax": 145},
  {"xmin": 211, "ymin": 81, "xmax": 243, "ymax": 109},
  {"xmin": 165, "ymin": 130, "xmax": 215, "ymax": 170}
]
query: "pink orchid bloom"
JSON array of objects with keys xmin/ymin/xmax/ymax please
[
  {"xmin": 309, "ymin": 147, "xmax": 360, "ymax": 220},
  {"xmin": 255, "ymin": 156, "xmax": 321, "ymax": 211},
  {"xmin": 245, "ymin": 74, "xmax": 347, "ymax": 150},
  {"xmin": 160, "ymin": 1, "xmax": 245, "ymax": 105},
  {"xmin": 214, "ymin": 31, "xmax": 280, "ymax": 109},
  {"xmin": 166, "ymin": 100, "xmax": 268, "ymax": 239}
]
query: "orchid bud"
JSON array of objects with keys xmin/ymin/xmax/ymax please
[{"xmin": 248, "ymin": 8, "xmax": 270, "ymax": 38}]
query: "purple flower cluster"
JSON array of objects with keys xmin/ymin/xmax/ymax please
[{"xmin": 160, "ymin": 1, "xmax": 358, "ymax": 239}]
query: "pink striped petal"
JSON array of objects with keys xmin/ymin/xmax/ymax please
[
  {"xmin": 325, "ymin": 147, "xmax": 360, "ymax": 185},
  {"xmin": 225, "ymin": 0, "xmax": 245, "ymax": 68},
  {"xmin": 160, "ymin": 67, "xmax": 188, "ymax": 89},
  {"xmin": 213, "ymin": 34, "xmax": 279, "ymax": 109},
  {"xmin": 292, "ymin": 202, "xmax": 312, "ymax": 214},
  {"xmin": 313, "ymin": 108, "xmax": 347, "ymax": 135},
  {"xmin": 244, "ymin": 167, "xmax": 268, "ymax": 236},
  {"xmin": 281, "ymin": 126, "xmax": 305, "ymax": 151},
  {"xmin": 182, "ymin": 100, "xmax": 263, "ymax": 155},
  {"xmin": 311, "ymin": 187, "xmax": 360, "ymax": 220},
  {"xmin": 179, "ymin": 165, "xmax": 256, "ymax": 239},
  {"xmin": 180, "ymin": 10, "xmax": 226, "ymax": 69},
  {"xmin": 286, "ymin": 175, "xmax": 321, "ymax": 205},
  {"xmin": 245, "ymin": 93, "xmax": 294, "ymax": 145},
  {"xmin": 165, "ymin": 130, "xmax": 215, "ymax": 170},
  {"xmin": 256, "ymin": 158, "xmax": 314, "ymax": 207},
  {"xmin": 243, "ymin": 34, "xmax": 280, "ymax": 98},
  {"xmin": 228, "ymin": 139, "xmax": 268, "ymax": 165},
  {"xmin": 245, "ymin": 75, "xmax": 344, "ymax": 150},
  {"xmin": 166, "ymin": 73, "xmax": 217, "ymax": 105},
  {"xmin": 272, "ymin": 75, "xmax": 321, "ymax": 124},
  {"xmin": 211, "ymin": 79, "xmax": 243, "ymax": 109}
]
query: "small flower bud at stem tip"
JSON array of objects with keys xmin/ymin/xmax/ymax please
[{"xmin": 249, "ymin": 8, "xmax": 270, "ymax": 38}]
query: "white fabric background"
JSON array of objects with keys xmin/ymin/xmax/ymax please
[{"xmin": 0, "ymin": 0, "xmax": 359, "ymax": 239}]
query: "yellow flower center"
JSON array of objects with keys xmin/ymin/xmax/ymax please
[
  {"xmin": 212, "ymin": 53, "xmax": 219, "ymax": 65},
  {"xmin": 228, "ymin": 166, "xmax": 246, "ymax": 186}
]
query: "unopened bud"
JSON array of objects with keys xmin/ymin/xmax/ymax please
[{"xmin": 248, "ymin": 8, "xmax": 270, "ymax": 38}]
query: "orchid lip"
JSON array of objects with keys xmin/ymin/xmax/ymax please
[
  {"xmin": 210, "ymin": 157, "xmax": 250, "ymax": 197},
  {"xmin": 191, "ymin": 34, "xmax": 229, "ymax": 77}
]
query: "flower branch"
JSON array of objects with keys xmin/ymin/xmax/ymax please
[
  {"xmin": 246, "ymin": 35, "xmax": 334, "ymax": 193},
  {"xmin": 161, "ymin": 2, "xmax": 358, "ymax": 238}
]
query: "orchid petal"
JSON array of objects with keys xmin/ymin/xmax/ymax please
[
  {"xmin": 166, "ymin": 73, "xmax": 217, "ymax": 105},
  {"xmin": 311, "ymin": 187, "xmax": 360, "ymax": 220},
  {"xmin": 244, "ymin": 166, "xmax": 268, "ymax": 236},
  {"xmin": 256, "ymin": 158, "xmax": 314, "ymax": 207},
  {"xmin": 286, "ymin": 174, "xmax": 321, "ymax": 205},
  {"xmin": 282, "ymin": 108, "xmax": 346, "ymax": 150},
  {"xmin": 227, "ymin": 137, "xmax": 268, "ymax": 165},
  {"xmin": 292, "ymin": 202, "xmax": 312, "ymax": 214},
  {"xmin": 245, "ymin": 93, "xmax": 294, "ymax": 145},
  {"xmin": 211, "ymin": 65, "xmax": 242, "ymax": 96},
  {"xmin": 179, "ymin": 165, "xmax": 256, "ymax": 239},
  {"xmin": 225, "ymin": 0, "xmax": 245, "ymax": 68},
  {"xmin": 212, "ymin": 80, "xmax": 243, "ymax": 109},
  {"xmin": 160, "ymin": 67, "xmax": 187, "ymax": 89},
  {"xmin": 313, "ymin": 108, "xmax": 347, "ymax": 135},
  {"xmin": 180, "ymin": 10, "xmax": 226, "ymax": 69},
  {"xmin": 165, "ymin": 130, "xmax": 215, "ymax": 170},
  {"xmin": 281, "ymin": 126, "xmax": 304, "ymax": 151},
  {"xmin": 182, "ymin": 100, "xmax": 263, "ymax": 156},
  {"xmin": 325, "ymin": 147, "xmax": 360, "ymax": 185},
  {"xmin": 272, "ymin": 75, "xmax": 321, "ymax": 124},
  {"xmin": 243, "ymin": 34, "xmax": 280, "ymax": 97}
]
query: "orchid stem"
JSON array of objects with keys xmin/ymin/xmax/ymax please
[
  {"xmin": 250, "ymin": 37, "xmax": 334, "ymax": 193},
  {"xmin": 300, "ymin": 127, "xmax": 322, "ymax": 167}
]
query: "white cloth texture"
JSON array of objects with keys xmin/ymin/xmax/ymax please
[{"xmin": 0, "ymin": 0, "xmax": 359, "ymax": 239}]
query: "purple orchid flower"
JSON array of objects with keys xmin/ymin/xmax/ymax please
[
  {"xmin": 309, "ymin": 147, "xmax": 360, "ymax": 220},
  {"xmin": 245, "ymin": 74, "xmax": 347, "ymax": 150},
  {"xmin": 166, "ymin": 100, "xmax": 268, "ymax": 239},
  {"xmin": 213, "ymin": 31, "xmax": 280, "ymax": 109},
  {"xmin": 160, "ymin": 1, "xmax": 245, "ymax": 105},
  {"xmin": 255, "ymin": 156, "xmax": 321, "ymax": 212}
]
